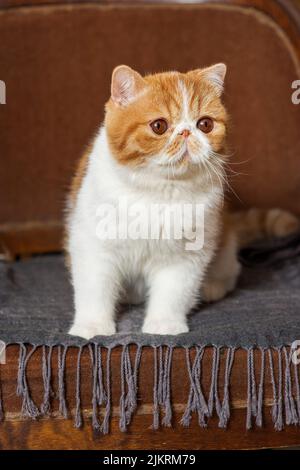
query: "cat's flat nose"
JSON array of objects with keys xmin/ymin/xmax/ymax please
[{"xmin": 179, "ymin": 129, "xmax": 191, "ymax": 138}]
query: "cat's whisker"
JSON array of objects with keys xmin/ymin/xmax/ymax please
[
  {"xmin": 211, "ymin": 167, "xmax": 226, "ymax": 192},
  {"xmin": 216, "ymin": 170, "xmax": 243, "ymax": 204},
  {"xmin": 171, "ymin": 161, "xmax": 176, "ymax": 179},
  {"xmin": 206, "ymin": 159, "xmax": 241, "ymax": 204},
  {"xmin": 211, "ymin": 156, "xmax": 248, "ymax": 178},
  {"xmin": 208, "ymin": 150, "xmax": 246, "ymax": 171},
  {"xmin": 226, "ymin": 182, "xmax": 243, "ymax": 204},
  {"xmin": 207, "ymin": 154, "xmax": 245, "ymax": 203},
  {"xmin": 215, "ymin": 162, "xmax": 247, "ymax": 179},
  {"xmin": 226, "ymin": 157, "xmax": 253, "ymax": 166},
  {"xmin": 200, "ymin": 159, "xmax": 215, "ymax": 193}
]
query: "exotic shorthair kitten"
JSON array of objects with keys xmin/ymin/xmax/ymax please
[{"xmin": 66, "ymin": 64, "xmax": 299, "ymax": 339}]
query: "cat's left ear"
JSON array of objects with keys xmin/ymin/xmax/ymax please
[
  {"xmin": 190, "ymin": 63, "xmax": 227, "ymax": 96},
  {"xmin": 111, "ymin": 65, "xmax": 147, "ymax": 106}
]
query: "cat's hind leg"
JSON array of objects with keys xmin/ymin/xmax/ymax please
[
  {"xmin": 202, "ymin": 207, "xmax": 300, "ymax": 303},
  {"xmin": 202, "ymin": 226, "xmax": 241, "ymax": 303}
]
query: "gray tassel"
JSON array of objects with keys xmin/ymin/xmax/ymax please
[
  {"xmin": 250, "ymin": 349, "xmax": 258, "ymax": 416},
  {"xmin": 193, "ymin": 347, "xmax": 209, "ymax": 420},
  {"xmin": 268, "ymin": 349, "xmax": 278, "ymax": 424},
  {"xmin": 255, "ymin": 348, "xmax": 265, "ymax": 427},
  {"xmin": 133, "ymin": 345, "xmax": 142, "ymax": 391},
  {"xmin": 57, "ymin": 345, "xmax": 68, "ymax": 418},
  {"xmin": 154, "ymin": 346, "xmax": 173, "ymax": 427},
  {"xmin": 157, "ymin": 346, "xmax": 164, "ymax": 406},
  {"xmin": 275, "ymin": 348, "xmax": 283, "ymax": 431},
  {"xmin": 181, "ymin": 347, "xmax": 207, "ymax": 428},
  {"xmin": 161, "ymin": 346, "xmax": 173, "ymax": 427},
  {"xmin": 97, "ymin": 346, "xmax": 107, "ymax": 406},
  {"xmin": 40, "ymin": 345, "xmax": 53, "ymax": 415},
  {"xmin": 180, "ymin": 348, "xmax": 196, "ymax": 427},
  {"xmin": 268, "ymin": 349, "xmax": 283, "ymax": 431},
  {"xmin": 218, "ymin": 347, "xmax": 235, "ymax": 429},
  {"xmin": 19, "ymin": 344, "xmax": 40, "ymax": 419},
  {"xmin": 246, "ymin": 348, "xmax": 257, "ymax": 430},
  {"xmin": 119, "ymin": 345, "xmax": 127, "ymax": 432},
  {"xmin": 74, "ymin": 346, "xmax": 83, "ymax": 428},
  {"xmin": 124, "ymin": 346, "xmax": 140, "ymax": 424},
  {"xmin": 152, "ymin": 347, "xmax": 159, "ymax": 430},
  {"xmin": 180, "ymin": 348, "xmax": 197, "ymax": 428},
  {"xmin": 100, "ymin": 348, "xmax": 111, "ymax": 434},
  {"xmin": 118, "ymin": 345, "xmax": 138, "ymax": 431},
  {"xmin": 89, "ymin": 344, "xmax": 101, "ymax": 431},
  {"xmin": 17, "ymin": 343, "xmax": 26, "ymax": 396},
  {"xmin": 208, "ymin": 346, "xmax": 221, "ymax": 418}
]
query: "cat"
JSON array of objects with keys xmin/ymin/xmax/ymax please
[{"xmin": 66, "ymin": 64, "xmax": 300, "ymax": 340}]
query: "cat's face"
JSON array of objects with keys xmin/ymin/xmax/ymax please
[{"xmin": 105, "ymin": 64, "xmax": 228, "ymax": 179}]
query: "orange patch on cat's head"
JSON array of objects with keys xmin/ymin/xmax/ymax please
[{"xmin": 105, "ymin": 64, "xmax": 228, "ymax": 176}]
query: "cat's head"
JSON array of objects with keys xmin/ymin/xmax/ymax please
[{"xmin": 105, "ymin": 64, "xmax": 228, "ymax": 180}]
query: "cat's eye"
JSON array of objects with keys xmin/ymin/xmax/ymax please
[
  {"xmin": 150, "ymin": 119, "xmax": 168, "ymax": 135},
  {"xmin": 197, "ymin": 117, "xmax": 214, "ymax": 134}
]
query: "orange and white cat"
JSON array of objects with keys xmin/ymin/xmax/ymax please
[{"xmin": 66, "ymin": 64, "xmax": 299, "ymax": 339}]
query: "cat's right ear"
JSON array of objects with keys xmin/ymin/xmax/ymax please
[
  {"xmin": 188, "ymin": 63, "xmax": 227, "ymax": 96},
  {"xmin": 111, "ymin": 65, "xmax": 146, "ymax": 106}
]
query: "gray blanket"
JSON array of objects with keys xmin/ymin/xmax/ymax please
[{"xmin": 1, "ymin": 234, "xmax": 300, "ymax": 348}]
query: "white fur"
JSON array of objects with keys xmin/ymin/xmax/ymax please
[{"xmin": 67, "ymin": 83, "xmax": 225, "ymax": 339}]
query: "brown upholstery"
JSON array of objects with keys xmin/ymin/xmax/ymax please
[{"xmin": 0, "ymin": 1, "xmax": 299, "ymax": 256}]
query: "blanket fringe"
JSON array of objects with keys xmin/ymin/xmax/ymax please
[
  {"xmin": 17, "ymin": 344, "xmax": 40, "ymax": 419},
  {"xmin": 40, "ymin": 345, "xmax": 53, "ymax": 415},
  {"xmin": 74, "ymin": 346, "xmax": 83, "ymax": 428},
  {"xmin": 181, "ymin": 346, "xmax": 208, "ymax": 428},
  {"xmin": 255, "ymin": 348, "xmax": 265, "ymax": 427},
  {"xmin": 246, "ymin": 347, "xmax": 257, "ymax": 430},
  {"xmin": 218, "ymin": 347, "xmax": 235, "ymax": 428},
  {"xmin": 89, "ymin": 344, "xmax": 101, "ymax": 431},
  {"xmin": 100, "ymin": 347, "xmax": 111, "ymax": 434},
  {"xmin": 268, "ymin": 348, "xmax": 284, "ymax": 430},
  {"xmin": 57, "ymin": 345, "xmax": 68, "ymax": 418},
  {"xmin": 0, "ymin": 344, "xmax": 298, "ymax": 432},
  {"xmin": 208, "ymin": 346, "xmax": 222, "ymax": 419},
  {"xmin": 119, "ymin": 345, "xmax": 141, "ymax": 431}
]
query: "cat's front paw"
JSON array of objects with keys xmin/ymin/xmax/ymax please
[
  {"xmin": 68, "ymin": 321, "xmax": 116, "ymax": 339},
  {"xmin": 142, "ymin": 319, "xmax": 188, "ymax": 335}
]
